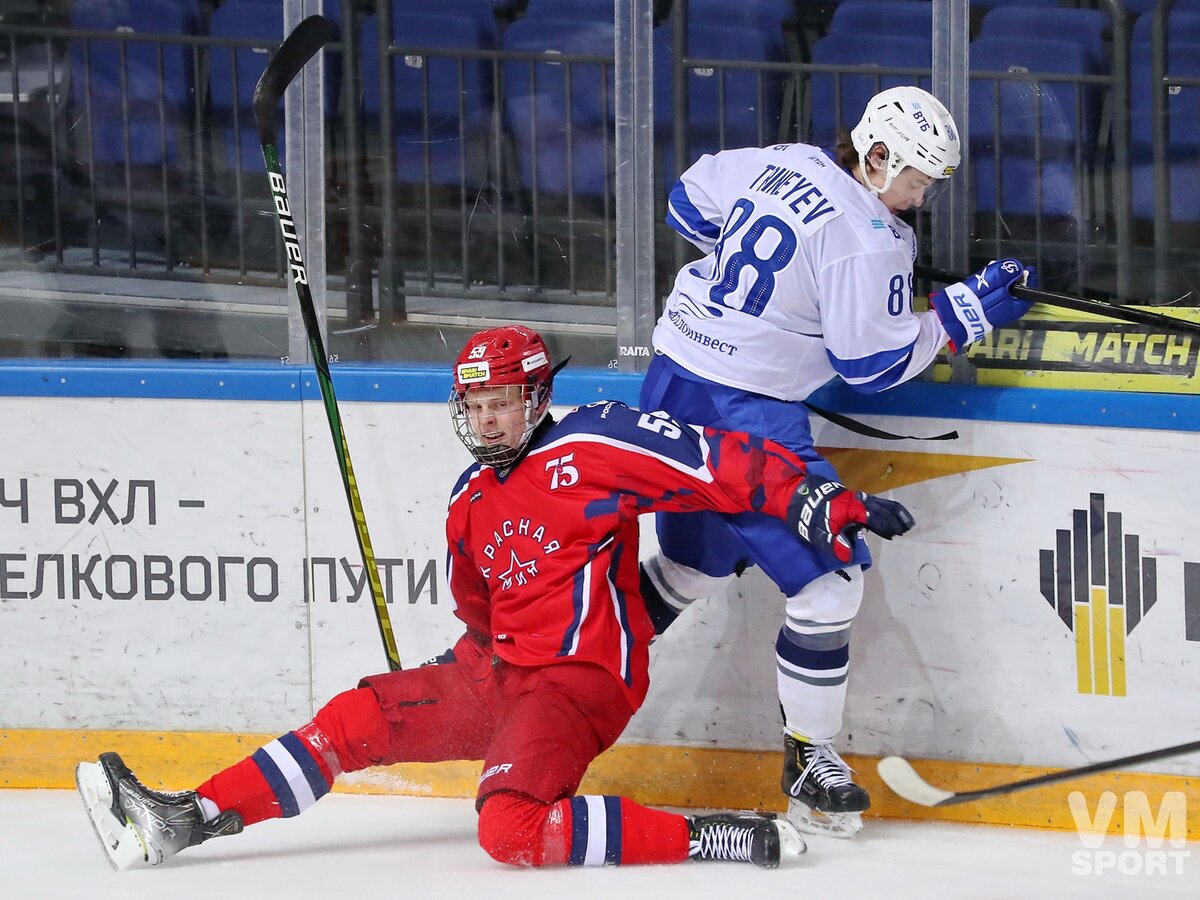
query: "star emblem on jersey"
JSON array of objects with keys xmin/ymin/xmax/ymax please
[{"xmin": 499, "ymin": 548, "xmax": 539, "ymax": 590}]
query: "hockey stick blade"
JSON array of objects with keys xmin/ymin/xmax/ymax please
[
  {"xmin": 914, "ymin": 263, "xmax": 1200, "ymax": 337},
  {"xmin": 252, "ymin": 15, "xmax": 337, "ymax": 143},
  {"xmin": 877, "ymin": 757, "xmax": 956, "ymax": 806},
  {"xmin": 878, "ymin": 739, "xmax": 1200, "ymax": 807}
]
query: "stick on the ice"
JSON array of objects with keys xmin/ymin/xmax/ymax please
[
  {"xmin": 877, "ymin": 739, "xmax": 1200, "ymax": 807},
  {"xmin": 253, "ymin": 15, "xmax": 401, "ymax": 672},
  {"xmin": 914, "ymin": 263, "xmax": 1200, "ymax": 338}
]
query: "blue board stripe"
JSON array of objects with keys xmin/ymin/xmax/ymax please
[{"xmin": 0, "ymin": 361, "xmax": 1197, "ymax": 432}]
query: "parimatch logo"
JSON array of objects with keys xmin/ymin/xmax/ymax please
[
  {"xmin": 1070, "ymin": 790, "xmax": 1190, "ymax": 875},
  {"xmin": 1038, "ymin": 493, "xmax": 1158, "ymax": 696}
]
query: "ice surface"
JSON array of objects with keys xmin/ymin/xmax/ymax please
[{"xmin": 3, "ymin": 790, "xmax": 1194, "ymax": 899}]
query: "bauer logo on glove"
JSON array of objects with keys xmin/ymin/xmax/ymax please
[
  {"xmin": 930, "ymin": 257, "xmax": 1038, "ymax": 354},
  {"xmin": 787, "ymin": 476, "xmax": 916, "ymax": 566}
]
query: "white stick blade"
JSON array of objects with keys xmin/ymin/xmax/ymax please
[{"xmin": 877, "ymin": 756, "xmax": 956, "ymax": 807}]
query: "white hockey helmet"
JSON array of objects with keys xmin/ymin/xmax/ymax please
[{"xmin": 850, "ymin": 86, "xmax": 961, "ymax": 197}]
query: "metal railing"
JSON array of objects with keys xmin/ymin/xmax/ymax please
[{"xmin": 0, "ymin": 2, "xmax": 1197, "ymax": 364}]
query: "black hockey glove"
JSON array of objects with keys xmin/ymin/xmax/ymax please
[
  {"xmin": 787, "ymin": 475, "xmax": 916, "ymax": 565},
  {"xmin": 862, "ymin": 494, "xmax": 916, "ymax": 540}
]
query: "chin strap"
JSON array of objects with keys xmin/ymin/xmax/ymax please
[{"xmin": 856, "ymin": 151, "xmax": 893, "ymax": 196}]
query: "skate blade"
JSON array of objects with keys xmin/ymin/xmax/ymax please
[
  {"xmin": 775, "ymin": 819, "xmax": 809, "ymax": 860},
  {"xmin": 785, "ymin": 797, "xmax": 864, "ymax": 839},
  {"xmin": 76, "ymin": 761, "xmax": 153, "ymax": 870}
]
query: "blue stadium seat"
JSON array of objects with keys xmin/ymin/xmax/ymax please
[
  {"xmin": 808, "ymin": 32, "xmax": 933, "ymax": 147},
  {"xmin": 69, "ymin": 0, "xmax": 202, "ymax": 169},
  {"xmin": 208, "ymin": 6, "xmax": 276, "ymax": 171},
  {"xmin": 968, "ymin": 0, "xmax": 1064, "ymax": 8},
  {"xmin": 208, "ymin": 1, "xmax": 341, "ymax": 172},
  {"xmin": 969, "ymin": 36, "xmax": 1101, "ymax": 219},
  {"xmin": 521, "ymin": 0, "xmax": 613, "ymax": 21},
  {"xmin": 1131, "ymin": 8, "xmax": 1200, "ymax": 44},
  {"xmin": 360, "ymin": 10, "xmax": 496, "ymax": 188},
  {"xmin": 688, "ymin": 0, "xmax": 794, "ymax": 59},
  {"xmin": 1130, "ymin": 39, "xmax": 1200, "ymax": 222},
  {"xmin": 1122, "ymin": 0, "xmax": 1200, "ymax": 15},
  {"xmin": 980, "ymin": 7, "xmax": 1110, "ymax": 75},
  {"xmin": 654, "ymin": 21, "xmax": 785, "ymax": 184},
  {"xmin": 385, "ymin": 0, "xmax": 499, "ymax": 44},
  {"xmin": 503, "ymin": 18, "xmax": 615, "ymax": 198},
  {"xmin": 523, "ymin": 0, "xmax": 790, "ymax": 27},
  {"xmin": 693, "ymin": 0, "xmax": 794, "ymax": 29},
  {"xmin": 827, "ymin": 1, "xmax": 932, "ymax": 39}
]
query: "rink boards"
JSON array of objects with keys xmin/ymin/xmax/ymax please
[{"xmin": 0, "ymin": 362, "xmax": 1197, "ymax": 836}]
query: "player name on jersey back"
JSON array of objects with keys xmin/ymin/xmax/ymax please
[{"xmin": 745, "ymin": 157, "xmax": 839, "ymax": 226}]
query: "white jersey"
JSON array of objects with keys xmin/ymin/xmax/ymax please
[{"xmin": 654, "ymin": 143, "xmax": 949, "ymax": 402}]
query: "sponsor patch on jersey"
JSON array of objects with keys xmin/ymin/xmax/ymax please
[
  {"xmin": 521, "ymin": 351, "xmax": 548, "ymax": 372},
  {"xmin": 457, "ymin": 361, "xmax": 491, "ymax": 383},
  {"xmin": 871, "ymin": 219, "xmax": 887, "ymax": 230}
]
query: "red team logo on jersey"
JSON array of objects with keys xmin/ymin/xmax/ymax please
[
  {"xmin": 498, "ymin": 549, "xmax": 539, "ymax": 589},
  {"xmin": 478, "ymin": 517, "xmax": 562, "ymax": 584}
]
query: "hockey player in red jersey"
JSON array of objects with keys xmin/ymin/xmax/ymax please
[{"xmin": 76, "ymin": 325, "xmax": 915, "ymax": 872}]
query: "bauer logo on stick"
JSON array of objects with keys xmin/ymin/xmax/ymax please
[{"xmin": 267, "ymin": 172, "xmax": 308, "ymax": 287}]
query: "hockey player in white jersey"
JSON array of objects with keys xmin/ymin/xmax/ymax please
[{"xmin": 638, "ymin": 86, "xmax": 1037, "ymax": 837}]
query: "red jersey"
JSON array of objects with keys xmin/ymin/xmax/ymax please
[{"xmin": 444, "ymin": 401, "xmax": 813, "ymax": 710}]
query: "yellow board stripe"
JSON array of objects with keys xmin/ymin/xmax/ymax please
[{"xmin": 3, "ymin": 729, "xmax": 1197, "ymax": 840}]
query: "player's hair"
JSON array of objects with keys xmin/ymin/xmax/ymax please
[{"xmin": 833, "ymin": 127, "xmax": 858, "ymax": 172}]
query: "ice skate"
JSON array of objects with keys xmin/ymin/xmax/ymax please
[
  {"xmin": 76, "ymin": 751, "xmax": 243, "ymax": 870},
  {"xmin": 782, "ymin": 734, "xmax": 869, "ymax": 838},
  {"xmin": 688, "ymin": 811, "xmax": 806, "ymax": 867}
]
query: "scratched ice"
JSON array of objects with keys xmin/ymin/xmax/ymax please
[{"xmin": 5, "ymin": 789, "xmax": 1195, "ymax": 899}]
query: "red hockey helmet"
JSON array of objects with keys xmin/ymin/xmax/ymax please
[{"xmin": 449, "ymin": 326, "xmax": 554, "ymax": 468}]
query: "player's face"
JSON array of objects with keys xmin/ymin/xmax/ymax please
[
  {"xmin": 880, "ymin": 166, "xmax": 938, "ymax": 214},
  {"xmin": 463, "ymin": 385, "xmax": 528, "ymax": 450}
]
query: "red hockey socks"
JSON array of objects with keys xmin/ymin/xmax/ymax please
[
  {"xmin": 542, "ymin": 795, "xmax": 690, "ymax": 866},
  {"xmin": 196, "ymin": 723, "xmax": 338, "ymax": 826},
  {"xmin": 196, "ymin": 686, "xmax": 389, "ymax": 826}
]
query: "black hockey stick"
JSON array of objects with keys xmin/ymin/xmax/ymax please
[
  {"xmin": 878, "ymin": 739, "xmax": 1200, "ymax": 807},
  {"xmin": 914, "ymin": 263, "xmax": 1200, "ymax": 338},
  {"xmin": 254, "ymin": 15, "xmax": 401, "ymax": 671}
]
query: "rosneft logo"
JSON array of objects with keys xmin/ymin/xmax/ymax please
[{"xmin": 1038, "ymin": 493, "xmax": 1157, "ymax": 696}]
